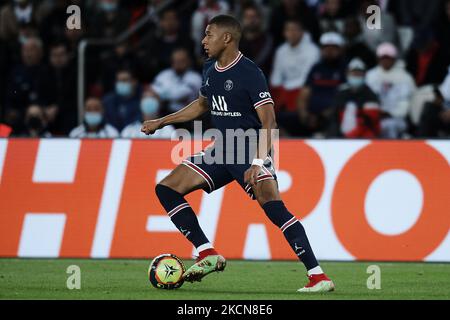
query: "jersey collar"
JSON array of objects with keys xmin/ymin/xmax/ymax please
[{"xmin": 215, "ymin": 52, "xmax": 243, "ymax": 72}]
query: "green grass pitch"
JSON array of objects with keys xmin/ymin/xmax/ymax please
[{"xmin": 0, "ymin": 259, "xmax": 449, "ymax": 300}]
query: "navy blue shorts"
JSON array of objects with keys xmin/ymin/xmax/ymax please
[{"xmin": 182, "ymin": 148, "xmax": 277, "ymax": 200}]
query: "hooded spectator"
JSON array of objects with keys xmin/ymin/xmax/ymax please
[
  {"xmin": 270, "ymin": 19, "xmax": 319, "ymax": 113},
  {"xmin": 366, "ymin": 43, "xmax": 416, "ymax": 138},
  {"xmin": 151, "ymin": 48, "xmax": 202, "ymax": 114}
]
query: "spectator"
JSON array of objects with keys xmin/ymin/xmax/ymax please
[
  {"xmin": 39, "ymin": 0, "xmax": 81, "ymax": 47},
  {"xmin": 406, "ymin": 27, "xmax": 449, "ymax": 86},
  {"xmin": 191, "ymin": 0, "xmax": 230, "ymax": 58},
  {"xmin": 88, "ymin": 0, "xmax": 131, "ymax": 40},
  {"xmin": 102, "ymin": 69, "xmax": 142, "ymax": 132},
  {"xmin": 318, "ymin": 0, "xmax": 346, "ymax": 34},
  {"xmin": 366, "ymin": 43, "xmax": 416, "ymax": 138},
  {"xmin": 358, "ymin": 0, "xmax": 398, "ymax": 52},
  {"xmin": 342, "ymin": 16, "xmax": 376, "ymax": 69},
  {"xmin": 40, "ymin": 41, "xmax": 77, "ymax": 136},
  {"xmin": 239, "ymin": 4, "xmax": 274, "ymax": 75},
  {"xmin": 100, "ymin": 41, "xmax": 138, "ymax": 94},
  {"xmin": 5, "ymin": 36, "xmax": 47, "ymax": 133},
  {"xmin": 121, "ymin": 91, "xmax": 176, "ymax": 139},
  {"xmin": 151, "ymin": 48, "xmax": 202, "ymax": 114},
  {"xmin": 296, "ymin": 32, "xmax": 347, "ymax": 137},
  {"xmin": 328, "ymin": 58, "xmax": 381, "ymax": 138},
  {"xmin": 19, "ymin": 104, "xmax": 51, "ymax": 137},
  {"xmin": 137, "ymin": 7, "xmax": 195, "ymax": 82},
  {"xmin": 270, "ymin": 19, "xmax": 319, "ymax": 113},
  {"xmin": 434, "ymin": 0, "xmax": 450, "ymax": 59},
  {"xmin": 69, "ymin": 97, "xmax": 119, "ymax": 138},
  {"xmin": 232, "ymin": 0, "xmax": 269, "ymax": 22},
  {"xmin": 0, "ymin": 0, "xmax": 41, "ymax": 42},
  {"xmin": 387, "ymin": 0, "xmax": 441, "ymax": 29},
  {"xmin": 417, "ymin": 68, "xmax": 450, "ymax": 137},
  {"xmin": 270, "ymin": 0, "xmax": 321, "ymax": 46},
  {"xmin": 4, "ymin": 21, "xmax": 40, "ymax": 67}
]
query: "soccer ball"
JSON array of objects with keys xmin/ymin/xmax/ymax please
[{"xmin": 148, "ymin": 254, "xmax": 186, "ymax": 290}]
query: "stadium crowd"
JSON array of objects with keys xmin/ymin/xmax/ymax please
[{"xmin": 0, "ymin": 0, "xmax": 449, "ymax": 139}]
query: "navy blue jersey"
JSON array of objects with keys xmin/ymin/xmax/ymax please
[{"xmin": 199, "ymin": 52, "xmax": 274, "ymax": 134}]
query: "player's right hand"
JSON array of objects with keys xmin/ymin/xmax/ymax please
[{"xmin": 141, "ymin": 119, "xmax": 161, "ymax": 135}]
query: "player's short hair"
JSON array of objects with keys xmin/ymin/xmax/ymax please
[{"xmin": 208, "ymin": 14, "xmax": 242, "ymax": 43}]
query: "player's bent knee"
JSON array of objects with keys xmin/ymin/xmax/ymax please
[{"xmin": 155, "ymin": 183, "xmax": 172, "ymax": 199}]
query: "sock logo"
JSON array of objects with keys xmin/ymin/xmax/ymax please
[
  {"xmin": 179, "ymin": 227, "xmax": 191, "ymax": 238},
  {"xmin": 294, "ymin": 243, "xmax": 305, "ymax": 256}
]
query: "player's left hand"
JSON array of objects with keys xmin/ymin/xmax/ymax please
[{"xmin": 244, "ymin": 165, "xmax": 261, "ymax": 187}]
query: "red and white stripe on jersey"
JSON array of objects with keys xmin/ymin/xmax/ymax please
[
  {"xmin": 182, "ymin": 159, "xmax": 215, "ymax": 192},
  {"xmin": 281, "ymin": 217, "xmax": 298, "ymax": 233},
  {"xmin": 215, "ymin": 52, "xmax": 243, "ymax": 72},
  {"xmin": 254, "ymin": 98, "xmax": 274, "ymax": 109},
  {"xmin": 168, "ymin": 202, "xmax": 190, "ymax": 218}
]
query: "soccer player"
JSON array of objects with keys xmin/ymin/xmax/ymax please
[{"xmin": 141, "ymin": 15, "xmax": 335, "ymax": 293}]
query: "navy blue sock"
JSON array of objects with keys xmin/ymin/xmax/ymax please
[
  {"xmin": 155, "ymin": 184, "xmax": 210, "ymax": 248},
  {"xmin": 262, "ymin": 200, "xmax": 319, "ymax": 271}
]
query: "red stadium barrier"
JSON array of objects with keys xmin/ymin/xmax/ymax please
[{"xmin": 0, "ymin": 139, "xmax": 449, "ymax": 261}]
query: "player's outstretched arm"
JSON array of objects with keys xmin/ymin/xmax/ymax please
[{"xmin": 141, "ymin": 96, "xmax": 209, "ymax": 135}]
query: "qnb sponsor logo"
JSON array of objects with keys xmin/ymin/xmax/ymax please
[
  {"xmin": 211, "ymin": 95, "xmax": 228, "ymax": 111},
  {"xmin": 259, "ymin": 92, "xmax": 271, "ymax": 99}
]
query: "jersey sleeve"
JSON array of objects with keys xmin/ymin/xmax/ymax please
[{"xmin": 247, "ymin": 67, "xmax": 275, "ymax": 109}]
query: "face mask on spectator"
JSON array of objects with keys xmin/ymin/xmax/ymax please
[
  {"xmin": 141, "ymin": 97, "xmax": 159, "ymax": 115},
  {"xmin": 100, "ymin": 1, "xmax": 118, "ymax": 12},
  {"xmin": 116, "ymin": 81, "xmax": 132, "ymax": 97},
  {"xmin": 348, "ymin": 76, "xmax": 365, "ymax": 88},
  {"xmin": 19, "ymin": 35, "xmax": 29, "ymax": 45},
  {"xmin": 84, "ymin": 112, "xmax": 102, "ymax": 127}
]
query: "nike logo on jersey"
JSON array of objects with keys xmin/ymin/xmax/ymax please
[{"xmin": 212, "ymin": 95, "xmax": 228, "ymax": 111}]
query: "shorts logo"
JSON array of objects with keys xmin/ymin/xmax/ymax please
[
  {"xmin": 224, "ymin": 80, "xmax": 233, "ymax": 91},
  {"xmin": 259, "ymin": 92, "xmax": 271, "ymax": 99}
]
